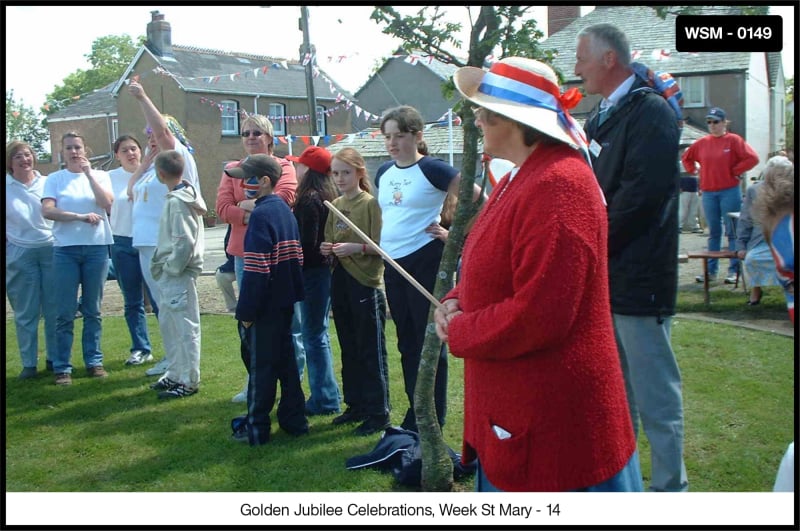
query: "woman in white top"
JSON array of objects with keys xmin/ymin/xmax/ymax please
[
  {"xmin": 375, "ymin": 105, "xmax": 478, "ymax": 432},
  {"xmin": 42, "ymin": 132, "xmax": 114, "ymax": 386},
  {"xmin": 6, "ymin": 140, "xmax": 57, "ymax": 379},
  {"xmin": 109, "ymin": 135, "xmax": 157, "ymax": 366},
  {"xmin": 127, "ymin": 80, "xmax": 201, "ymax": 377}
]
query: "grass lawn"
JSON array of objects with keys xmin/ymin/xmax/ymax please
[{"xmin": 4, "ymin": 309, "xmax": 794, "ymax": 493}]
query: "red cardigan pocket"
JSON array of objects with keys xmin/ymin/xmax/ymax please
[{"xmin": 479, "ymin": 418, "xmax": 530, "ymax": 490}]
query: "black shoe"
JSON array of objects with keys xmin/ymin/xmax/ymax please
[
  {"xmin": 231, "ymin": 428, "xmax": 250, "ymax": 443},
  {"xmin": 305, "ymin": 402, "xmax": 339, "ymax": 416},
  {"xmin": 157, "ymin": 384, "xmax": 198, "ymax": 399},
  {"xmin": 354, "ymin": 414, "xmax": 391, "ymax": 436},
  {"xmin": 150, "ymin": 377, "xmax": 179, "ymax": 391},
  {"xmin": 400, "ymin": 408, "xmax": 418, "ymax": 433},
  {"xmin": 281, "ymin": 423, "xmax": 309, "ymax": 437},
  {"xmin": 332, "ymin": 407, "xmax": 367, "ymax": 425}
]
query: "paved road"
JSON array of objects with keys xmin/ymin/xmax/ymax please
[{"xmin": 201, "ymin": 223, "xmax": 229, "ymax": 274}]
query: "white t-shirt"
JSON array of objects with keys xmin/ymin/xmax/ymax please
[
  {"xmin": 5, "ymin": 171, "xmax": 54, "ymax": 247},
  {"xmin": 376, "ymin": 156, "xmax": 457, "ymax": 259},
  {"xmin": 42, "ymin": 168, "xmax": 113, "ymax": 247},
  {"xmin": 109, "ymin": 167, "xmax": 134, "ymax": 237},
  {"xmin": 131, "ymin": 142, "xmax": 200, "ymax": 248}
]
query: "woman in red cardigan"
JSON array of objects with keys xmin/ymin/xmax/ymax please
[{"xmin": 434, "ymin": 57, "xmax": 641, "ymax": 492}]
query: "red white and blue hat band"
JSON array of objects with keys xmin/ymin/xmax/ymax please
[{"xmin": 477, "ymin": 63, "xmax": 588, "ymax": 153}]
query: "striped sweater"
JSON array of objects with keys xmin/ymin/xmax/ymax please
[{"xmin": 235, "ymin": 194, "xmax": 304, "ymax": 322}]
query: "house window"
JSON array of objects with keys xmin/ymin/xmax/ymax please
[
  {"xmin": 221, "ymin": 101, "xmax": 239, "ymax": 135},
  {"xmin": 677, "ymin": 76, "xmax": 705, "ymax": 108},
  {"xmin": 112, "ymin": 119, "xmax": 119, "ymax": 142},
  {"xmin": 315, "ymin": 105, "xmax": 327, "ymax": 136},
  {"xmin": 270, "ymin": 103, "xmax": 286, "ymax": 136}
]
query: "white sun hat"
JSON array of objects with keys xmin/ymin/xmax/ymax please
[{"xmin": 453, "ymin": 57, "xmax": 588, "ymax": 153}]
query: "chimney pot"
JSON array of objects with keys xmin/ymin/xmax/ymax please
[{"xmin": 147, "ymin": 11, "xmax": 173, "ymax": 57}]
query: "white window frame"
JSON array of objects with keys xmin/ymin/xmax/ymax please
[
  {"xmin": 315, "ymin": 104, "xmax": 327, "ymax": 136},
  {"xmin": 221, "ymin": 101, "xmax": 239, "ymax": 136},
  {"xmin": 112, "ymin": 119, "xmax": 119, "ymax": 142},
  {"xmin": 270, "ymin": 103, "xmax": 286, "ymax": 136},
  {"xmin": 677, "ymin": 76, "xmax": 705, "ymax": 108}
]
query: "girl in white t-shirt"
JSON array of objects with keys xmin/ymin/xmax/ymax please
[
  {"xmin": 375, "ymin": 105, "xmax": 462, "ymax": 432},
  {"xmin": 41, "ymin": 132, "xmax": 114, "ymax": 385},
  {"xmin": 109, "ymin": 135, "xmax": 156, "ymax": 367}
]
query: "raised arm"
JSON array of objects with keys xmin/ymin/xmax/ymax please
[{"xmin": 128, "ymin": 80, "xmax": 175, "ymax": 152}]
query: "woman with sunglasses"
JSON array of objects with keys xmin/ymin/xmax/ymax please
[
  {"xmin": 216, "ymin": 114, "xmax": 299, "ymax": 403},
  {"xmin": 127, "ymin": 80, "xmax": 203, "ymax": 377},
  {"xmin": 682, "ymin": 106, "xmax": 759, "ymax": 284}
]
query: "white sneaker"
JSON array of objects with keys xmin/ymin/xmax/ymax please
[
  {"xmin": 125, "ymin": 350, "xmax": 154, "ymax": 366},
  {"xmin": 145, "ymin": 357, "xmax": 169, "ymax": 376},
  {"xmin": 231, "ymin": 385, "xmax": 248, "ymax": 403}
]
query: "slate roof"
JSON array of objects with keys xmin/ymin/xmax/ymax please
[
  {"xmin": 766, "ymin": 52, "xmax": 783, "ymax": 87},
  {"xmin": 346, "ymin": 122, "xmax": 473, "ymax": 158},
  {"xmin": 47, "ymin": 82, "xmax": 116, "ymax": 121},
  {"xmin": 544, "ymin": 6, "xmax": 753, "ymax": 82},
  {"xmin": 355, "ymin": 52, "xmax": 458, "ymax": 98},
  {"xmin": 423, "ymin": 55, "xmax": 459, "ymax": 81},
  {"xmin": 142, "ymin": 45, "xmax": 352, "ymax": 101},
  {"xmin": 337, "ymin": 119, "xmax": 706, "ymax": 157}
]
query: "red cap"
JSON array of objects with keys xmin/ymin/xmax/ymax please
[{"xmin": 285, "ymin": 146, "xmax": 331, "ymax": 174}]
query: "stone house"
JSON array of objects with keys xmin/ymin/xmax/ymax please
[{"xmin": 44, "ymin": 10, "xmax": 355, "ymax": 209}]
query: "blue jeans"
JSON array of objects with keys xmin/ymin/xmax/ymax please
[
  {"xmin": 613, "ymin": 313, "xmax": 689, "ymax": 492},
  {"xmin": 475, "ymin": 450, "xmax": 643, "ymax": 491},
  {"xmin": 111, "ymin": 235, "xmax": 152, "ymax": 354},
  {"xmin": 52, "ymin": 245, "xmax": 110, "ymax": 374},
  {"xmin": 300, "ymin": 266, "xmax": 341, "ymax": 413},
  {"xmin": 701, "ymin": 185, "xmax": 742, "ymax": 276},
  {"xmin": 236, "ymin": 255, "xmax": 305, "ymax": 379},
  {"xmin": 6, "ymin": 242, "xmax": 57, "ymax": 368}
]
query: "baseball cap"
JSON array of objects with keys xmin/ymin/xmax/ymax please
[
  {"xmin": 285, "ymin": 146, "xmax": 332, "ymax": 174},
  {"xmin": 224, "ymin": 154, "xmax": 282, "ymax": 186},
  {"xmin": 706, "ymin": 107, "xmax": 726, "ymax": 121}
]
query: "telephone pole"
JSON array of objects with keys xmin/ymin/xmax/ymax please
[{"xmin": 299, "ymin": 6, "xmax": 318, "ymax": 135}]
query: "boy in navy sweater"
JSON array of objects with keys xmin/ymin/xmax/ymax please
[{"xmin": 226, "ymin": 154, "xmax": 307, "ymax": 445}]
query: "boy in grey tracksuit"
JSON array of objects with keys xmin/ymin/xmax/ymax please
[{"xmin": 150, "ymin": 149, "xmax": 206, "ymax": 399}]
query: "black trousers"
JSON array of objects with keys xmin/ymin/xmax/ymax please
[
  {"xmin": 331, "ymin": 266, "xmax": 390, "ymax": 416},
  {"xmin": 383, "ymin": 239, "xmax": 447, "ymax": 430},
  {"xmin": 239, "ymin": 307, "xmax": 307, "ymax": 445}
]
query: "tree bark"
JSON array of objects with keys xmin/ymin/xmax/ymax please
[{"xmin": 414, "ymin": 108, "xmax": 482, "ymax": 491}]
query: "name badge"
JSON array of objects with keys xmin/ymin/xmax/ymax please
[{"xmin": 589, "ymin": 139, "xmax": 602, "ymax": 157}]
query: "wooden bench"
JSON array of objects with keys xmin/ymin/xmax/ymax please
[{"xmin": 687, "ymin": 250, "xmax": 739, "ymax": 304}]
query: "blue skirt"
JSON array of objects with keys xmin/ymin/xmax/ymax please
[{"xmin": 743, "ymin": 242, "xmax": 781, "ymax": 288}]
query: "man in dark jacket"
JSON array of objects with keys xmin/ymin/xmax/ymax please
[{"xmin": 576, "ymin": 23, "xmax": 688, "ymax": 492}]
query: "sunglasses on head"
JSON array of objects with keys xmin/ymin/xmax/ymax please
[
  {"xmin": 706, "ymin": 120, "xmax": 721, "ymax": 124},
  {"xmin": 241, "ymin": 130, "xmax": 264, "ymax": 138}
]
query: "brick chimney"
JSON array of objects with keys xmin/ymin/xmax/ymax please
[
  {"xmin": 548, "ymin": 6, "xmax": 580, "ymax": 37},
  {"xmin": 146, "ymin": 10, "xmax": 173, "ymax": 58}
]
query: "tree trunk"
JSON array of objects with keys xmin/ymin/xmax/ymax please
[{"xmin": 414, "ymin": 109, "xmax": 482, "ymax": 491}]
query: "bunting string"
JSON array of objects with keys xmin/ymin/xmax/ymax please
[
  {"xmin": 42, "ymin": 48, "xmax": 689, "ymax": 113},
  {"xmin": 198, "ymin": 94, "xmax": 463, "ymax": 150}
]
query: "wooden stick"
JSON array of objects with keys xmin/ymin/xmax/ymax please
[{"xmin": 324, "ymin": 200, "xmax": 444, "ymax": 311}]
